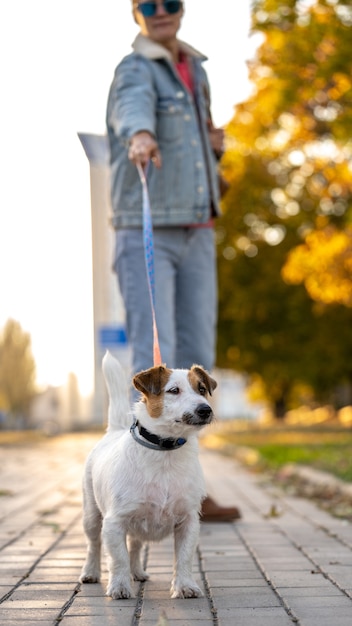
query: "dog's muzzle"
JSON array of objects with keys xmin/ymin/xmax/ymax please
[{"xmin": 182, "ymin": 403, "xmax": 213, "ymax": 426}]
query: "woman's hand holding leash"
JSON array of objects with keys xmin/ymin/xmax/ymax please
[{"xmin": 129, "ymin": 131, "xmax": 162, "ymax": 168}]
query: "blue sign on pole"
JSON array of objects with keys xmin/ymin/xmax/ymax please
[{"xmin": 98, "ymin": 325, "xmax": 128, "ymax": 348}]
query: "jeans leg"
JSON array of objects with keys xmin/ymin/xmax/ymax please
[
  {"xmin": 153, "ymin": 230, "xmax": 177, "ymax": 368},
  {"xmin": 113, "ymin": 229, "xmax": 177, "ymax": 374},
  {"xmin": 113, "ymin": 229, "xmax": 154, "ymax": 375},
  {"xmin": 113, "ymin": 228, "xmax": 217, "ymax": 377},
  {"xmin": 175, "ymin": 228, "xmax": 217, "ymax": 371}
]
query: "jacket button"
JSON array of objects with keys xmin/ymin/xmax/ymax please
[
  {"xmin": 184, "ymin": 114, "xmax": 191, "ymax": 121},
  {"xmin": 176, "ymin": 91, "xmax": 184, "ymax": 99},
  {"xmin": 197, "ymin": 186, "xmax": 204, "ymax": 194}
]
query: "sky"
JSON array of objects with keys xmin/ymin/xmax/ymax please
[{"xmin": 0, "ymin": 1, "xmax": 259, "ymax": 395}]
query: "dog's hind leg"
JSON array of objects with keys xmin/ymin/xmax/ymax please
[
  {"xmin": 171, "ymin": 512, "xmax": 203, "ymax": 599},
  {"xmin": 79, "ymin": 490, "xmax": 102, "ymax": 584},
  {"xmin": 128, "ymin": 536, "xmax": 149, "ymax": 581}
]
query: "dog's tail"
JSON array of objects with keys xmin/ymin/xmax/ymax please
[{"xmin": 102, "ymin": 351, "xmax": 132, "ymax": 431}]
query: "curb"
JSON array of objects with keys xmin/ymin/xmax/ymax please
[{"xmin": 276, "ymin": 463, "xmax": 352, "ymax": 519}]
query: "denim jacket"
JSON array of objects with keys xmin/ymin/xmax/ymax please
[{"xmin": 106, "ymin": 34, "xmax": 221, "ymax": 229}]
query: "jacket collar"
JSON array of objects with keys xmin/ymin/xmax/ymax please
[{"xmin": 132, "ymin": 32, "xmax": 207, "ymax": 62}]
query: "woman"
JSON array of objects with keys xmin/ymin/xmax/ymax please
[{"xmin": 106, "ymin": 0, "xmax": 240, "ymax": 522}]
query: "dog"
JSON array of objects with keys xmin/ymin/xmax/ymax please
[{"xmin": 79, "ymin": 351, "xmax": 217, "ymax": 600}]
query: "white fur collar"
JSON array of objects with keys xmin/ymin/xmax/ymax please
[{"xmin": 132, "ymin": 32, "xmax": 207, "ymax": 62}]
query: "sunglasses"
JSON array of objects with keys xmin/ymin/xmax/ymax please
[{"xmin": 135, "ymin": 1, "xmax": 183, "ymax": 17}]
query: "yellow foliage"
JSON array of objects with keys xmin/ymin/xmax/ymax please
[
  {"xmin": 282, "ymin": 227, "xmax": 352, "ymax": 307},
  {"xmin": 338, "ymin": 406, "xmax": 352, "ymax": 427},
  {"xmin": 246, "ymin": 374, "xmax": 267, "ymax": 404},
  {"xmin": 329, "ymin": 73, "xmax": 352, "ymax": 99},
  {"xmin": 285, "ymin": 405, "xmax": 336, "ymax": 426}
]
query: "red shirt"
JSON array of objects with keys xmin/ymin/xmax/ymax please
[
  {"xmin": 175, "ymin": 52, "xmax": 214, "ymax": 227},
  {"xmin": 175, "ymin": 52, "xmax": 194, "ymax": 93}
]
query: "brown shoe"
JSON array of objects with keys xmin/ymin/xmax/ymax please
[{"xmin": 200, "ymin": 495, "xmax": 241, "ymax": 523}]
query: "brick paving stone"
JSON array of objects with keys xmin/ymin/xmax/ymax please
[
  {"xmin": 61, "ymin": 618, "xmax": 135, "ymax": 626},
  {"xmin": 294, "ymin": 619, "xmax": 352, "ymax": 626},
  {"xmin": 278, "ymin": 585, "xmax": 343, "ymax": 597},
  {"xmin": 288, "ymin": 594, "xmax": 352, "ymax": 609},
  {"xmin": 206, "ymin": 574, "xmax": 267, "ymax": 587},
  {"xmin": 26, "ymin": 569, "xmax": 81, "ymax": 583},
  {"xmin": 4, "ymin": 600, "xmax": 64, "ymax": 610},
  {"xmin": 140, "ymin": 621, "xmax": 213, "ymax": 626},
  {"xmin": 294, "ymin": 606, "xmax": 352, "ymax": 620},
  {"xmin": 213, "ymin": 593, "xmax": 282, "ymax": 610},
  {"xmin": 217, "ymin": 607, "xmax": 297, "ymax": 626},
  {"xmin": 219, "ymin": 617, "xmax": 296, "ymax": 626},
  {"xmin": 140, "ymin": 598, "xmax": 212, "ymax": 619},
  {"xmin": 0, "ymin": 608, "xmax": 59, "ymax": 620},
  {"xmin": 65, "ymin": 596, "xmax": 137, "ymax": 614},
  {"xmin": 0, "ymin": 621, "xmax": 56, "ymax": 626},
  {"xmin": 10, "ymin": 586, "xmax": 74, "ymax": 601}
]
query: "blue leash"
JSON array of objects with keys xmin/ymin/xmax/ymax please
[{"xmin": 136, "ymin": 162, "xmax": 162, "ymax": 366}]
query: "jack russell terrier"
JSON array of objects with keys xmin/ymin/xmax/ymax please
[{"xmin": 79, "ymin": 351, "xmax": 217, "ymax": 599}]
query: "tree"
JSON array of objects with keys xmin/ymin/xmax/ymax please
[
  {"xmin": 217, "ymin": 0, "xmax": 352, "ymax": 415},
  {"xmin": 282, "ymin": 226, "xmax": 352, "ymax": 306},
  {"xmin": 0, "ymin": 319, "xmax": 37, "ymax": 423}
]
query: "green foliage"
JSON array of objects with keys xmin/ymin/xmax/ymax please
[
  {"xmin": 205, "ymin": 425, "xmax": 352, "ymax": 481},
  {"xmin": 0, "ymin": 319, "xmax": 37, "ymax": 421},
  {"xmin": 217, "ymin": 0, "xmax": 352, "ymax": 414},
  {"xmin": 257, "ymin": 443, "xmax": 352, "ymax": 481}
]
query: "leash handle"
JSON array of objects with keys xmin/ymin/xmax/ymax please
[{"xmin": 136, "ymin": 162, "xmax": 162, "ymax": 367}]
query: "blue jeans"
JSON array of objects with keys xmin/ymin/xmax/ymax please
[{"xmin": 113, "ymin": 227, "xmax": 217, "ymax": 376}]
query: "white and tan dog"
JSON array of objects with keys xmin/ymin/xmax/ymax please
[{"xmin": 79, "ymin": 351, "xmax": 217, "ymax": 599}]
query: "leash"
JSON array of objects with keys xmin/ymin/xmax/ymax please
[
  {"xmin": 136, "ymin": 162, "xmax": 162, "ymax": 367},
  {"xmin": 133, "ymin": 163, "xmax": 188, "ymax": 452}
]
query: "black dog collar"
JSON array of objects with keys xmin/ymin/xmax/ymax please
[{"xmin": 130, "ymin": 420, "xmax": 187, "ymax": 451}]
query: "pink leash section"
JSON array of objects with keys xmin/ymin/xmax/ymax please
[{"xmin": 136, "ymin": 162, "xmax": 163, "ymax": 367}]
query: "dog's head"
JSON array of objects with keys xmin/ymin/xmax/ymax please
[{"xmin": 133, "ymin": 364, "xmax": 217, "ymax": 433}]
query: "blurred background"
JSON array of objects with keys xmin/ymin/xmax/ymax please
[{"xmin": 1, "ymin": 0, "xmax": 351, "ymax": 441}]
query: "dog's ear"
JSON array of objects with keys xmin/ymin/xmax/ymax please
[
  {"xmin": 191, "ymin": 365, "xmax": 217, "ymax": 396},
  {"xmin": 133, "ymin": 365, "xmax": 170, "ymax": 396}
]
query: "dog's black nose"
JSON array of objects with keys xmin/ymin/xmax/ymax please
[
  {"xmin": 182, "ymin": 404, "xmax": 213, "ymax": 426},
  {"xmin": 195, "ymin": 404, "xmax": 213, "ymax": 423}
]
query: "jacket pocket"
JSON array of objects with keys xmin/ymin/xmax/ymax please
[{"xmin": 156, "ymin": 98, "xmax": 183, "ymax": 143}]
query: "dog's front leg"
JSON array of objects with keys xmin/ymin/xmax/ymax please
[
  {"xmin": 103, "ymin": 516, "xmax": 133, "ymax": 599},
  {"xmin": 171, "ymin": 512, "xmax": 203, "ymax": 599}
]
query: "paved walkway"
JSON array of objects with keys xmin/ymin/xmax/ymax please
[{"xmin": 0, "ymin": 433, "xmax": 351, "ymax": 626}]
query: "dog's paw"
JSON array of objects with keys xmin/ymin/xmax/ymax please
[
  {"xmin": 170, "ymin": 580, "xmax": 203, "ymax": 599},
  {"xmin": 107, "ymin": 579, "xmax": 133, "ymax": 600},
  {"xmin": 79, "ymin": 568, "xmax": 101, "ymax": 584},
  {"xmin": 132, "ymin": 569, "xmax": 150, "ymax": 582}
]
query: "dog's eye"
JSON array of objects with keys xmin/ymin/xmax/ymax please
[
  {"xmin": 198, "ymin": 384, "xmax": 207, "ymax": 396},
  {"xmin": 167, "ymin": 386, "xmax": 180, "ymax": 395}
]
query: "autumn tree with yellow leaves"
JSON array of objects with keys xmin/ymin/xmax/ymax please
[
  {"xmin": 217, "ymin": 0, "xmax": 352, "ymax": 416},
  {"xmin": 283, "ymin": 226, "xmax": 352, "ymax": 306},
  {"xmin": 0, "ymin": 319, "xmax": 37, "ymax": 424}
]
